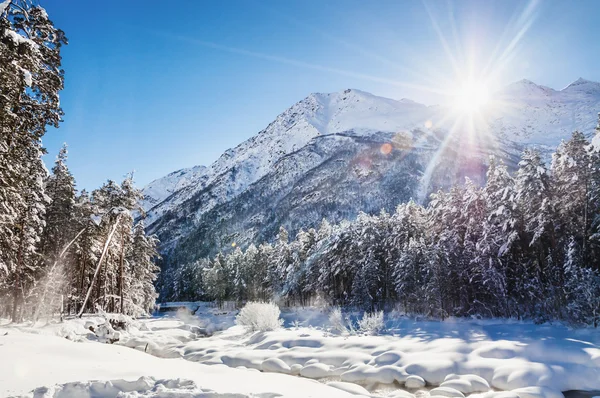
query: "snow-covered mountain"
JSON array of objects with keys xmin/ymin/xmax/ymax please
[
  {"xmin": 142, "ymin": 79, "xmax": 600, "ymax": 263},
  {"xmin": 142, "ymin": 165, "xmax": 207, "ymax": 212}
]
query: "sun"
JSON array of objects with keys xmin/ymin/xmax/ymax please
[{"xmin": 453, "ymin": 79, "xmax": 490, "ymax": 114}]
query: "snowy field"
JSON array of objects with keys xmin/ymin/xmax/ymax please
[{"xmin": 1, "ymin": 304, "xmax": 600, "ymax": 398}]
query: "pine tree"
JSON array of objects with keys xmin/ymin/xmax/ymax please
[
  {"xmin": 72, "ymin": 190, "xmax": 101, "ymax": 313},
  {"xmin": 126, "ymin": 221, "xmax": 160, "ymax": 316},
  {"xmin": 478, "ymin": 157, "xmax": 517, "ymax": 316},
  {"xmin": 0, "ymin": 0, "xmax": 66, "ymax": 320},
  {"xmin": 10, "ymin": 145, "xmax": 48, "ymax": 321},
  {"xmin": 40, "ymin": 144, "xmax": 76, "ymax": 258},
  {"xmin": 552, "ymin": 132, "xmax": 594, "ymax": 260},
  {"xmin": 513, "ymin": 149, "xmax": 555, "ymax": 317}
]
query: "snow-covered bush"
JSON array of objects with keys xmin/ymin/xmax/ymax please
[
  {"xmin": 236, "ymin": 302, "xmax": 283, "ymax": 332},
  {"xmin": 358, "ymin": 311, "xmax": 384, "ymax": 335},
  {"xmin": 95, "ymin": 321, "xmax": 120, "ymax": 343},
  {"xmin": 328, "ymin": 306, "xmax": 349, "ymax": 334}
]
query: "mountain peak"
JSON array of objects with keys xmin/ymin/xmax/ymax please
[
  {"xmin": 309, "ymin": 88, "xmax": 380, "ymax": 101},
  {"xmin": 499, "ymin": 79, "xmax": 555, "ymax": 98},
  {"xmin": 563, "ymin": 77, "xmax": 600, "ymax": 92},
  {"xmin": 515, "ymin": 79, "xmax": 536, "ymax": 85}
]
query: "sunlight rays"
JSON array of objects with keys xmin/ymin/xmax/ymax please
[
  {"xmin": 152, "ymin": 0, "xmax": 542, "ymax": 206},
  {"xmin": 408, "ymin": 0, "xmax": 542, "ymax": 202}
]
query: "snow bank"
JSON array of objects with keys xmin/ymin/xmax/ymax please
[
  {"xmin": 3, "ymin": 310, "xmax": 600, "ymax": 398},
  {"xmin": 113, "ymin": 314, "xmax": 600, "ymax": 398},
  {"xmin": 0, "ymin": 327, "xmax": 357, "ymax": 398}
]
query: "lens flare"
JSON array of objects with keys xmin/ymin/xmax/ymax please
[
  {"xmin": 392, "ymin": 132, "xmax": 413, "ymax": 151},
  {"xmin": 380, "ymin": 143, "xmax": 393, "ymax": 155}
]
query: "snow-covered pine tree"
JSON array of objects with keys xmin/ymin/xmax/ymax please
[
  {"xmin": 32, "ymin": 144, "xmax": 78, "ymax": 316},
  {"xmin": 427, "ymin": 185, "xmax": 469, "ymax": 315},
  {"xmin": 242, "ymin": 244, "xmax": 260, "ymax": 301},
  {"xmin": 269, "ymin": 226, "xmax": 291, "ymax": 298},
  {"xmin": 40, "ymin": 144, "xmax": 76, "ymax": 259},
  {"xmin": 283, "ymin": 228, "xmax": 317, "ymax": 305},
  {"xmin": 514, "ymin": 149, "xmax": 555, "ymax": 318},
  {"xmin": 9, "ymin": 144, "xmax": 48, "ymax": 321},
  {"xmin": 562, "ymin": 237, "xmax": 600, "ymax": 326},
  {"xmin": 255, "ymin": 243, "xmax": 273, "ymax": 301},
  {"xmin": 586, "ymin": 114, "xmax": 600, "ymax": 270},
  {"xmin": 71, "ymin": 190, "xmax": 102, "ymax": 313},
  {"xmin": 394, "ymin": 237, "xmax": 428, "ymax": 314},
  {"xmin": 227, "ymin": 247, "xmax": 247, "ymax": 303},
  {"xmin": 301, "ymin": 219, "xmax": 333, "ymax": 302},
  {"xmin": 0, "ymin": 0, "xmax": 66, "ymax": 320},
  {"xmin": 202, "ymin": 253, "xmax": 229, "ymax": 305},
  {"xmin": 552, "ymin": 132, "xmax": 594, "ymax": 262},
  {"xmin": 126, "ymin": 221, "xmax": 160, "ymax": 316},
  {"xmin": 83, "ymin": 176, "xmax": 142, "ymax": 314},
  {"xmin": 389, "ymin": 201, "xmax": 427, "ymax": 314},
  {"xmin": 478, "ymin": 156, "xmax": 518, "ymax": 317}
]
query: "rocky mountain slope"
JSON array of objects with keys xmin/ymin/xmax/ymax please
[{"xmin": 141, "ymin": 79, "xmax": 600, "ymax": 264}]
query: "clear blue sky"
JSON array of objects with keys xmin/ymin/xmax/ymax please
[{"xmin": 40, "ymin": 0, "xmax": 600, "ymax": 190}]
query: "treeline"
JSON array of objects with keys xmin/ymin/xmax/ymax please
[
  {"xmin": 164, "ymin": 127, "xmax": 600, "ymax": 326},
  {"xmin": 0, "ymin": 1, "xmax": 159, "ymax": 321}
]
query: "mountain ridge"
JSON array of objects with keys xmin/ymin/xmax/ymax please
[{"xmin": 141, "ymin": 78, "xmax": 600, "ymax": 261}]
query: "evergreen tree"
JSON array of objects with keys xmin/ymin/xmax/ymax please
[
  {"xmin": 126, "ymin": 221, "xmax": 160, "ymax": 315},
  {"xmin": 0, "ymin": 0, "xmax": 66, "ymax": 320}
]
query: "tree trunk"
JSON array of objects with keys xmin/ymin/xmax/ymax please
[
  {"xmin": 119, "ymin": 226, "xmax": 125, "ymax": 314},
  {"xmin": 12, "ymin": 246, "xmax": 22, "ymax": 322},
  {"xmin": 79, "ymin": 255, "xmax": 86, "ymax": 312},
  {"xmin": 12, "ymin": 219, "xmax": 26, "ymax": 322},
  {"xmin": 103, "ymin": 253, "xmax": 109, "ymax": 311}
]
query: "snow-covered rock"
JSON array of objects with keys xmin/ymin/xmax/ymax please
[{"xmin": 405, "ymin": 375, "xmax": 426, "ymax": 388}]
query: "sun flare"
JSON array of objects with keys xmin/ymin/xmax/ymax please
[{"xmin": 454, "ymin": 80, "xmax": 490, "ymax": 114}]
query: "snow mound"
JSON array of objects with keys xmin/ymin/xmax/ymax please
[
  {"xmin": 440, "ymin": 374, "xmax": 490, "ymax": 393},
  {"xmin": 405, "ymin": 375, "xmax": 426, "ymax": 389},
  {"xmin": 122, "ymin": 314, "xmax": 600, "ymax": 398}
]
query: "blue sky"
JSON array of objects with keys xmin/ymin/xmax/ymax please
[{"xmin": 40, "ymin": 0, "xmax": 600, "ymax": 190}]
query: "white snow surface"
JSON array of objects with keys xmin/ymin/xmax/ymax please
[
  {"xmin": 0, "ymin": 317, "xmax": 357, "ymax": 398},
  {"xmin": 142, "ymin": 80, "xmax": 600, "ymax": 233},
  {"xmin": 3, "ymin": 307, "xmax": 600, "ymax": 398}
]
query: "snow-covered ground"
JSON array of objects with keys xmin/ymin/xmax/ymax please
[
  {"xmin": 2, "ymin": 305, "xmax": 600, "ymax": 398},
  {"xmin": 0, "ymin": 315, "xmax": 356, "ymax": 397}
]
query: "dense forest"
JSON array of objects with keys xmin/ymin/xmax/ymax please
[
  {"xmin": 0, "ymin": 0, "xmax": 159, "ymax": 321},
  {"xmin": 162, "ymin": 128, "xmax": 600, "ymax": 326}
]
